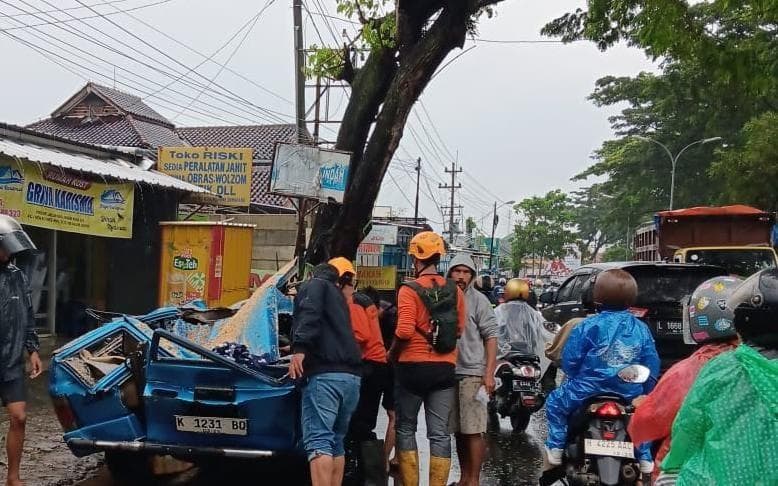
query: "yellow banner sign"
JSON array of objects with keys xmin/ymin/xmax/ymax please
[
  {"xmin": 0, "ymin": 156, "xmax": 134, "ymax": 238},
  {"xmin": 357, "ymin": 265, "xmax": 397, "ymax": 290},
  {"xmin": 158, "ymin": 147, "xmax": 253, "ymax": 206}
]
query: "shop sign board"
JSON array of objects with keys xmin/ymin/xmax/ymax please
[
  {"xmin": 0, "ymin": 157, "xmax": 134, "ymax": 238},
  {"xmin": 357, "ymin": 265, "xmax": 397, "ymax": 290},
  {"xmin": 357, "ymin": 243, "xmax": 382, "ymax": 255},
  {"xmin": 158, "ymin": 147, "xmax": 253, "ymax": 206},
  {"xmin": 270, "ymin": 143, "xmax": 351, "ymax": 202},
  {"xmin": 363, "ymin": 224, "xmax": 397, "ymax": 246}
]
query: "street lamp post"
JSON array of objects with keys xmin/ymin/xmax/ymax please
[
  {"xmin": 635, "ymin": 136, "xmax": 723, "ymax": 210},
  {"xmin": 489, "ymin": 200, "xmax": 515, "ymax": 273}
]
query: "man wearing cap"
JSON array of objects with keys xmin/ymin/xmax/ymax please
[{"xmin": 290, "ymin": 258, "xmax": 363, "ymax": 486}]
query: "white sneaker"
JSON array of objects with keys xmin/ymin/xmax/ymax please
[
  {"xmin": 546, "ymin": 447, "xmax": 564, "ymax": 466},
  {"xmin": 639, "ymin": 459, "xmax": 655, "ymax": 474}
]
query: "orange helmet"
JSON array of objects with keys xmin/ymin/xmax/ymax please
[
  {"xmin": 504, "ymin": 278, "xmax": 530, "ymax": 301},
  {"xmin": 408, "ymin": 231, "xmax": 446, "ymax": 260},
  {"xmin": 328, "ymin": 257, "xmax": 356, "ymax": 277}
]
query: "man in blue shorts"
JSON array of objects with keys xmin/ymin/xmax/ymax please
[{"xmin": 290, "ymin": 260, "xmax": 362, "ymax": 486}]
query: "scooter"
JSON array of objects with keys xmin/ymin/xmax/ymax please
[
  {"xmin": 489, "ymin": 352, "xmax": 545, "ymax": 432},
  {"xmin": 562, "ymin": 365, "xmax": 651, "ymax": 486}
]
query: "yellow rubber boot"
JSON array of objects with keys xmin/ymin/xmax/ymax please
[
  {"xmin": 397, "ymin": 450, "xmax": 419, "ymax": 486},
  {"xmin": 429, "ymin": 455, "xmax": 451, "ymax": 486}
]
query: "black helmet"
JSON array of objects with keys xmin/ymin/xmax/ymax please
[
  {"xmin": 593, "ymin": 269, "xmax": 637, "ymax": 310},
  {"xmin": 683, "ymin": 276, "xmax": 743, "ymax": 345},
  {"xmin": 0, "ymin": 215, "xmax": 36, "ymax": 256},
  {"xmin": 727, "ymin": 268, "xmax": 778, "ymax": 348}
]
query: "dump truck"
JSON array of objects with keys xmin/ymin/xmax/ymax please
[{"xmin": 633, "ymin": 205, "xmax": 777, "ymax": 277}]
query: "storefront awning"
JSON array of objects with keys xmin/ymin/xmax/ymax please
[{"xmin": 0, "ymin": 137, "xmax": 209, "ymax": 194}]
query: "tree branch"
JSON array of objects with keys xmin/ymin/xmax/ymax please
[{"xmin": 330, "ymin": 1, "xmax": 483, "ymax": 257}]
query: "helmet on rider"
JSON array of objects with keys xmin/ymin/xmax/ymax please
[
  {"xmin": 726, "ymin": 267, "xmax": 778, "ymax": 349},
  {"xmin": 0, "ymin": 215, "xmax": 36, "ymax": 258},
  {"xmin": 498, "ymin": 277, "xmax": 507, "ymax": 286},
  {"xmin": 592, "ymin": 269, "xmax": 637, "ymax": 310},
  {"xmin": 682, "ymin": 276, "xmax": 743, "ymax": 345},
  {"xmin": 504, "ymin": 278, "xmax": 530, "ymax": 302}
]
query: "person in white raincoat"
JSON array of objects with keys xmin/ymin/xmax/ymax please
[{"xmin": 495, "ymin": 279, "xmax": 555, "ymax": 378}]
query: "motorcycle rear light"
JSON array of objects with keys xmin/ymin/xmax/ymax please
[
  {"xmin": 52, "ymin": 396, "xmax": 77, "ymax": 432},
  {"xmin": 595, "ymin": 401, "xmax": 623, "ymax": 418},
  {"xmin": 628, "ymin": 307, "xmax": 649, "ymax": 318},
  {"xmin": 521, "ymin": 396, "xmax": 536, "ymax": 406},
  {"xmin": 513, "ymin": 365, "xmax": 540, "ymax": 378},
  {"xmin": 603, "ymin": 431, "xmax": 616, "ymax": 440}
]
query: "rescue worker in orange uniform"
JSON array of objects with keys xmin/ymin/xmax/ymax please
[
  {"xmin": 387, "ymin": 231, "xmax": 466, "ymax": 486},
  {"xmin": 329, "ymin": 257, "xmax": 389, "ymax": 486}
]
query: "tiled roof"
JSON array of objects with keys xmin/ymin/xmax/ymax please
[
  {"xmin": 177, "ymin": 124, "xmax": 306, "ymax": 161},
  {"xmin": 252, "ymin": 165, "xmax": 293, "ymax": 209},
  {"xmin": 90, "ymin": 83, "xmax": 173, "ymax": 126},
  {"xmin": 26, "ymin": 116, "xmax": 185, "ymax": 149}
]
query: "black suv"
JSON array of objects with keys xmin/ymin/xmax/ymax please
[{"xmin": 539, "ymin": 262, "xmax": 728, "ymax": 369}]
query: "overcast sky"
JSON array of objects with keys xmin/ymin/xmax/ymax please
[{"xmin": 0, "ymin": 0, "xmax": 656, "ymax": 236}]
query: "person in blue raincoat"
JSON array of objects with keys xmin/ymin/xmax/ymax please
[{"xmin": 544, "ymin": 269, "xmax": 660, "ymax": 474}]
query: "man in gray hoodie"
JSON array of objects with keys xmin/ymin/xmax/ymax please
[{"xmin": 446, "ymin": 253, "xmax": 498, "ymax": 486}]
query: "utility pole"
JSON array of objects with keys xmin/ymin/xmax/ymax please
[
  {"xmin": 489, "ymin": 201, "xmax": 498, "ymax": 271},
  {"xmin": 440, "ymin": 162, "xmax": 462, "ymax": 243},
  {"xmin": 413, "ymin": 157, "xmax": 421, "ymax": 226},
  {"xmin": 292, "ymin": 0, "xmax": 307, "ymax": 277},
  {"xmin": 293, "ymin": 0, "xmax": 306, "ymax": 139}
]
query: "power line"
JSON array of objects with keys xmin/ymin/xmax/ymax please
[
  {"xmin": 0, "ymin": 0, "xmax": 134, "ymax": 18},
  {"xmin": 0, "ymin": 26, "xmax": 240, "ymax": 125},
  {"xmin": 118, "ymin": 6, "xmax": 292, "ymax": 105},
  {"xmin": 472, "ymin": 38, "xmax": 566, "ymax": 44},
  {"xmin": 70, "ymin": 0, "xmax": 292, "ymax": 122},
  {"xmin": 0, "ymin": 5, "xmax": 267, "ymax": 125},
  {"xmin": 169, "ymin": 0, "xmax": 276, "ymax": 121},
  {"xmin": 9, "ymin": 0, "xmax": 289, "ymax": 124},
  {"xmin": 0, "ymin": 0, "xmax": 174, "ymax": 30}
]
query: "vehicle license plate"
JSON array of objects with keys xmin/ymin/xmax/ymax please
[
  {"xmin": 512, "ymin": 380, "xmax": 535, "ymax": 391},
  {"xmin": 584, "ymin": 438, "xmax": 634, "ymax": 459},
  {"xmin": 657, "ymin": 320, "xmax": 683, "ymax": 335},
  {"xmin": 174, "ymin": 416, "xmax": 248, "ymax": 436}
]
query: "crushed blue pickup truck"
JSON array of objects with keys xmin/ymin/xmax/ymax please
[{"xmin": 48, "ymin": 263, "xmax": 303, "ymax": 479}]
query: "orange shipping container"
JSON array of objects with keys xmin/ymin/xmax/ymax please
[{"xmin": 158, "ymin": 221, "xmax": 254, "ymax": 308}]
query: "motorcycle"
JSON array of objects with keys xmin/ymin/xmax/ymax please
[
  {"xmin": 489, "ymin": 352, "xmax": 545, "ymax": 432},
  {"xmin": 562, "ymin": 364, "xmax": 652, "ymax": 486}
]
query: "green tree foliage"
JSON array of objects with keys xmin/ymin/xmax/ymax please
[
  {"xmin": 602, "ymin": 244, "xmax": 630, "ymax": 263},
  {"xmin": 545, "ymin": 1, "xmax": 777, "ymax": 221},
  {"xmin": 511, "ymin": 190, "xmax": 577, "ymax": 274},
  {"xmin": 712, "ymin": 112, "xmax": 778, "ymax": 210},
  {"xmin": 571, "ymin": 184, "xmax": 630, "ymax": 263}
]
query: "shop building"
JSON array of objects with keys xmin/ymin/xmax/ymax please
[{"xmin": 0, "ymin": 123, "xmax": 207, "ymax": 337}]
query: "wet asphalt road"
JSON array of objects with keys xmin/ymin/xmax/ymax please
[{"xmin": 2, "ymin": 372, "xmax": 546, "ymax": 485}]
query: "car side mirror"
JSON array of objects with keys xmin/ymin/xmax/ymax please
[{"xmin": 539, "ymin": 291, "xmax": 555, "ymax": 305}]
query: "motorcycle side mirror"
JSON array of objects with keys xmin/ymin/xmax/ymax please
[{"xmin": 617, "ymin": 364, "xmax": 651, "ymax": 384}]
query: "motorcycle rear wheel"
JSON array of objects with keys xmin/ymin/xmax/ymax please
[{"xmin": 509, "ymin": 412, "xmax": 531, "ymax": 432}]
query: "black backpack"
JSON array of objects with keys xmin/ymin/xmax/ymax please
[{"xmin": 404, "ymin": 279, "xmax": 460, "ymax": 354}]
